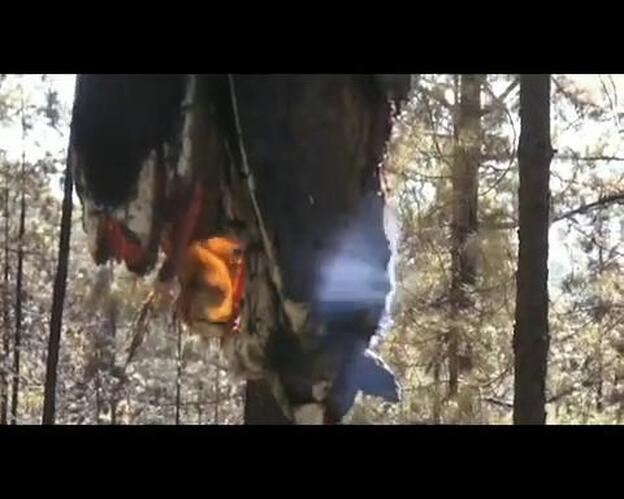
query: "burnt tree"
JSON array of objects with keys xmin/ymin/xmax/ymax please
[
  {"xmin": 69, "ymin": 74, "xmax": 409, "ymax": 424},
  {"xmin": 224, "ymin": 75, "xmax": 409, "ymax": 423},
  {"xmin": 227, "ymin": 76, "xmax": 406, "ymax": 423},
  {"xmin": 513, "ymin": 75, "xmax": 552, "ymax": 425}
]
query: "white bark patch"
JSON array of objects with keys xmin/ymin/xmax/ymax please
[
  {"xmin": 113, "ymin": 150, "xmax": 157, "ymax": 247},
  {"xmin": 76, "ymin": 147, "xmax": 158, "ymax": 252}
]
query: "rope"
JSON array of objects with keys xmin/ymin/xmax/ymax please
[{"xmin": 225, "ymin": 75, "xmax": 293, "ymax": 325}]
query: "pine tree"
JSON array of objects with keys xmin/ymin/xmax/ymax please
[{"xmin": 513, "ymin": 75, "xmax": 552, "ymax": 424}]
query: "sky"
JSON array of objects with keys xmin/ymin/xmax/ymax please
[
  {"xmin": 1, "ymin": 74, "xmax": 75, "ymax": 165},
  {"xmin": 549, "ymin": 75, "xmax": 624, "ymax": 288}
]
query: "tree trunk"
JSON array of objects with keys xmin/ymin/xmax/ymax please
[
  {"xmin": 513, "ymin": 74, "xmax": 552, "ymax": 425},
  {"xmin": 174, "ymin": 318, "xmax": 182, "ymax": 425},
  {"xmin": 1, "ymin": 184, "xmax": 10, "ymax": 425},
  {"xmin": 196, "ymin": 380, "xmax": 203, "ymax": 424},
  {"xmin": 228, "ymin": 75, "xmax": 401, "ymax": 424},
  {"xmin": 213, "ymin": 364, "xmax": 220, "ymax": 424},
  {"xmin": 10, "ymin": 165, "xmax": 26, "ymax": 424},
  {"xmin": 432, "ymin": 353, "xmax": 441, "ymax": 424},
  {"xmin": 95, "ymin": 368, "xmax": 102, "ymax": 424},
  {"xmin": 42, "ymin": 156, "xmax": 74, "ymax": 424},
  {"xmin": 595, "ymin": 215, "xmax": 605, "ymax": 413},
  {"xmin": 616, "ymin": 374, "xmax": 622, "ymax": 424},
  {"xmin": 107, "ymin": 294, "xmax": 118, "ymax": 425},
  {"xmin": 449, "ymin": 74, "xmax": 483, "ymax": 397}
]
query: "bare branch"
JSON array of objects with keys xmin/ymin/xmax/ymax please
[
  {"xmin": 413, "ymin": 80, "xmax": 453, "ymax": 110},
  {"xmin": 497, "ymin": 77, "xmax": 520, "ymax": 103},
  {"xmin": 552, "ymin": 192, "xmax": 624, "ymax": 223},
  {"xmin": 483, "ymin": 397, "xmax": 513, "ymax": 409}
]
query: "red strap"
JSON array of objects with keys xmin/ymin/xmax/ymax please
[{"xmin": 100, "ymin": 217, "xmax": 146, "ymax": 269}]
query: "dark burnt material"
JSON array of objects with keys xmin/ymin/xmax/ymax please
[
  {"xmin": 71, "ymin": 74, "xmax": 186, "ymax": 208},
  {"xmin": 70, "ymin": 74, "xmax": 410, "ymax": 423}
]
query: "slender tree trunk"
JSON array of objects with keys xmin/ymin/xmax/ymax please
[
  {"xmin": 1, "ymin": 184, "xmax": 10, "ymax": 425},
  {"xmin": 174, "ymin": 319, "xmax": 182, "ymax": 425},
  {"xmin": 107, "ymin": 294, "xmax": 118, "ymax": 425},
  {"xmin": 11, "ymin": 91, "xmax": 28, "ymax": 425},
  {"xmin": 596, "ymin": 358, "xmax": 603, "ymax": 413},
  {"xmin": 449, "ymin": 74, "xmax": 483, "ymax": 397},
  {"xmin": 213, "ymin": 365, "xmax": 220, "ymax": 424},
  {"xmin": 126, "ymin": 391, "xmax": 132, "ymax": 424},
  {"xmin": 196, "ymin": 380, "xmax": 203, "ymax": 424},
  {"xmin": 513, "ymin": 75, "xmax": 552, "ymax": 425},
  {"xmin": 595, "ymin": 216, "xmax": 605, "ymax": 413},
  {"xmin": 615, "ymin": 374, "xmax": 622, "ymax": 424},
  {"xmin": 41, "ymin": 155, "xmax": 74, "ymax": 424},
  {"xmin": 10, "ymin": 164, "xmax": 26, "ymax": 424},
  {"xmin": 95, "ymin": 367, "xmax": 101, "ymax": 424},
  {"xmin": 432, "ymin": 353, "xmax": 441, "ymax": 424}
]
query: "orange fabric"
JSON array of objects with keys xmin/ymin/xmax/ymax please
[
  {"xmin": 95, "ymin": 182, "xmax": 244, "ymax": 335},
  {"xmin": 176, "ymin": 237, "xmax": 245, "ymax": 330}
]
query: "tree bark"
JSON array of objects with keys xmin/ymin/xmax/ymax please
[
  {"xmin": 196, "ymin": 380, "xmax": 203, "ymax": 424},
  {"xmin": 10, "ymin": 165, "xmax": 26, "ymax": 424},
  {"xmin": 227, "ymin": 75, "xmax": 401, "ymax": 424},
  {"xmin": 1, "ymin": 184, "xmax": 10, "ymax": 425},
  {"xmin": 94, "ymin": 368, "xmax": 101, "ymax": 424},
  {"xmin": 174, "ymin": 318, "xmax": 182, "ymax": 425},
  {"xmin": 432, "ymin": 353, "xmax": 441, "ymax": 424},
  {"xmin": 213, "ymin": 364, "xmax": 220, "ymax": 424},
  {"xmin": 107, "ymin": 294, "xmax": 118, "ymax": 425},
  {"xmin": 449, "ymin": 74, "xmax": 483, "ymax": 397},
  {"xmin": 513, "ymin": 75, "xmax": 552, "ymax": 425},
  {"xmin": 42, "ymin": 156, "xmax": 74, "ymax": 424}
]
